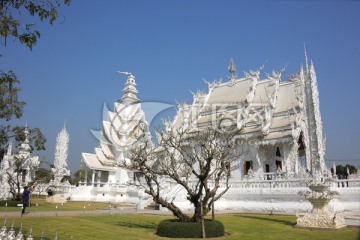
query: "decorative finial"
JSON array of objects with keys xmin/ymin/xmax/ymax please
[
  {"xmin": 228, "ymin": 58, "xmax": 237, "ymax": 81},
  {"xmin": 304, "ymin": 43, "xmax": 309, "ymax": 72},
  {"xmin": 117, "ymin": 71, "xmax": 134, "ymax": 79},
  {"xmin": 117, "ymin": 71, "xmax": 139, "ymax": 103}
]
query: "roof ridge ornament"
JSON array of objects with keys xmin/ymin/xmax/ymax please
[
  {"xmin": 117, "ymin": 71, "xmax": 139, "ymax": 104},
  {"xmin": 228, "ymin": 57, "xmax": 237, "ymax": 81},
  {"xmin": 117, "ymin": 71, "xmax": 135, "ymax": 83}
]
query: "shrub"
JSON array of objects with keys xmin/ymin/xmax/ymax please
[
  {"xmin": 0, "ymin": 200, "xmax": 22, "ymax": 207},
  {"xmin": 157, "ymin": 219, "xmax": 224, "ymax": 238}
]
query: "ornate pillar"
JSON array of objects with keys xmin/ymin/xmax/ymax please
[
  {"xmin": 84, "ymin": 169, "xmax": 88, "ymax": 185},
  {"xmin": 91, "ymin": 170, "xmax": 95, "ymax": 186}
]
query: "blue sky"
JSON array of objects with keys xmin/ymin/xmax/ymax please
[{"xmin": 1, "ymin": 0, "xmax": 360, "ymax": 172}]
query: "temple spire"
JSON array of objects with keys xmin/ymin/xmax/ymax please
[
  {"xmin": 304, "ymin": 43, "xmax": 309, "ymax": 72},
  {"xmin": 6, "ymin": 142, "xmax": 12, "ymax": 156},
  {"xmin": 18, "ymin": 125, "xmax": 31, "ymax": 154},
  {"xmin": 117, "ymin": 71, "xmax": 139, "ymax": 104},
  {"xmin": 303, "ymin": 52, "xmax": 325, "ymax": 176}
]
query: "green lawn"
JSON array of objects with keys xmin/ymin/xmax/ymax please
[
  {"xmin": 0, "ymin": 196, "xmax": 133, "ymax": 212},
  {"xmin": 1, "ymin": 213, "xmax": 358, "ymax": 240}
]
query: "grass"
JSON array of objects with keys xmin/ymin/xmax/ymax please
[
  {"xmin": 0, "ymin": 196, "xmax": 133, "ymax": 212},
  {"xmin": 0, "ymin": 213, "xmax": 358, "ymax": 240}
]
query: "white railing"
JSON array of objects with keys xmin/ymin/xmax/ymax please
[
  {"xmin": 79, "ymin": 176, "xmax": 360, "ymax": 192},
  {"xmin": 229, "ymin": 179, "xmax": 303, "ymax": 189},
  {"xmin": 332, "ymin": 179, "xmax": 360, "ymax": 188}
]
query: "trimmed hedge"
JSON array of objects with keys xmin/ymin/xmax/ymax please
[
  {"xmin": 157, "ymin": 219, "xmax": 225, "ymax": 238},
  {"xmin": 0, "ymin": 200, "xmax": 22, "ymax": 207}
]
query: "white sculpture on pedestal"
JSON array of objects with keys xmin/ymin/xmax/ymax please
[
  {"xmin": 47, "ymin": 124, "xmax": 71, "ymax": 203},
  {"xmin": 52, "ymin": 124, "xmax": 70, "ymax": 183},
  {"xmin": 296, "ymin": 48, "xmax": 346, "ymax": 229},
  {"xmin": 297, "ymin": 179, "xmax": 346, "ymax": 229}
]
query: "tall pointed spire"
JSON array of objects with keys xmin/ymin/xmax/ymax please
[
  {"xmin": 6, "ymin": 142, "xmax": 12, "ymax": 156},
  {"xmin": 117, "ymin": 71, "xmax": 139, "ymax": 104},
  {"xmin": 302, "ymin": 51, "xmax": 325, "ymax": 176},
  {"xmin": 19, "ymin": 124, "xmax": 31, "ymax": 154},
  {"xmin": 304, "ymin": 43, "xmax": 309, "ymax": 72}
]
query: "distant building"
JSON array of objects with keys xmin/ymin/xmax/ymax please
[{"xmin": 0, "ymin": 126, "xmax": 40, "ymax": 199}]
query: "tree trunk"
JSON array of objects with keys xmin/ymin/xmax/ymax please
[
  {"xmin": 212, "ymin": 201, "xmax": 214, "ymax": 221},
  {"xmin": 192, "ymin": 201, "xmax": 205, "ymax": 222},
  {"xmin": 201, "ymin": 201, "xmax": 206, "ymax": 238},
  {"xmin": 156, "ymin": 198, "xmax": 192, "ymax": 222}
]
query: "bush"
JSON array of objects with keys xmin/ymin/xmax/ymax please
[
  {"xmin": 0, "ymin": 200, "xmax": 22, "ymax": 207},
  {"xmin": 157, "ymin": 219, "xmax": 224, "ymax": 238}
]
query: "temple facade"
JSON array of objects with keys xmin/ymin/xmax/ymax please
[
  {"xmin": 170, "ymin": 56, "xmax": 325, "ymax": 182},
  {"xmin": 71, "ymin": 54, "xmax": 359, "ymax": 212}
]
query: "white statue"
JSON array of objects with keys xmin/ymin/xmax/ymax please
[{"xmin": 52, "ymin": 124, "xmax": 70, "ymax": 183}]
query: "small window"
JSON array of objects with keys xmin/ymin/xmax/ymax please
[
  {"xmin": 244, "ymin": 161, "xmax": 253, "ymax": 175},
  {"xmin": 276, "ymin": 160, "xmax": 282, "ymax": 170}
]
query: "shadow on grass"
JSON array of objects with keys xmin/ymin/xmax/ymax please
[
  {"xmin": 115, "ymin": 220, "xmax": 158, "ymax": 230},
  {"xmin": 236, "ymin": 215, "xmax": 296, "ymax": 226}
]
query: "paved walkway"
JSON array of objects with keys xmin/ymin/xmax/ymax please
[{"xmin": 0, "ymin": 208, "xmax": 359, "ymax": 227}]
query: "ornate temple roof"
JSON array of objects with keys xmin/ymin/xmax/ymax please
[
  {"xmin": 81, "ymin": 153, "xmax": 115, "ymax": 171},
  {"xmin": 170, "ymin": 60, "xmax": 302, "ymax": 145},
  {"xmin": 82, "ymin": 72, "xmax": 149, "ymax": 171}
]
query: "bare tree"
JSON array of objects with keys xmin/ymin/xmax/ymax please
[
  {"xmin": 5, "ymin": 155, "xmax": 26, "ymax": 200},
  {"xmin": 121, "ymin": 119, "xmax": 243, "ymax": 222}
]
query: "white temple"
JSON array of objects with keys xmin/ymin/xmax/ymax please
[
  {"xmin": 0, "ymin": 126, "xmax": 40, "ymax": 199},
  {"xmin": 71, "ymin": 54, "xmax": 360, "ymax": 213},
  {"xmin": 71, "ymin": 72, "xmax": 151, "ymax": 203},
  {"xmin": 171, "ymin": 54, "xmax": 326, "ymax": 181}
]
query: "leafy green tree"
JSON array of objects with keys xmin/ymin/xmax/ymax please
[
  {"xmin": 68, "ymin": 169, "xmax": 93, "ymax": 186},
  {"xmin": 1, "ymin": 0, "xmax": 71, "ymax": 49},
  {"xmin": 33, "ymin": 167, "xmax": 53, "ymax": 195},
  {"xmin": 34, "ymin": 167, "xmax": 53, "ymax": 182},
  {"xmin": 333, "ymin": 164, "xmax": 357, "ymax": 177},
  {"xmin": 0, "ymin": 0, "xmax": 70, "ymax": 156}
]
